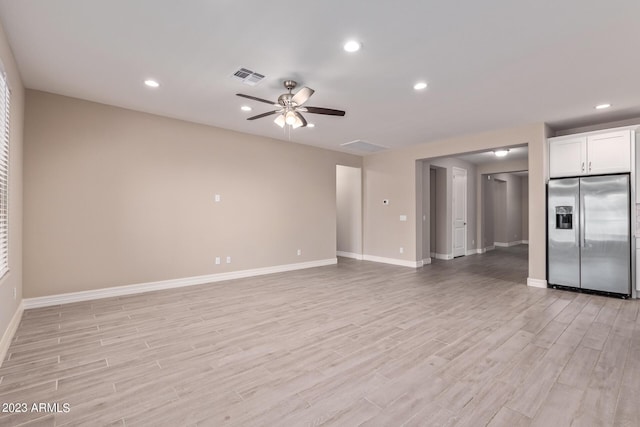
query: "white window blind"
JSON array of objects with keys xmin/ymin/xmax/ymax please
[{"xmin": 0, "ymin": 70, "xmax": 9, "ymax": 279}]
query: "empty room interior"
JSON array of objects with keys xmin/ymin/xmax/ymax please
[{"xmin": 1, "ymin": 1, "xmax": 640, "ymax": 426}]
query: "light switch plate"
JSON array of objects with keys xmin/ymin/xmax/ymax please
[{"xmin": 400, "ymin": 215, "xmax": 407, "ymax": 221}]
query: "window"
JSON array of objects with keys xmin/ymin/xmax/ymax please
[{"xmin": 0, "ymin": 69, "xmax": 9, "ymax": 278}]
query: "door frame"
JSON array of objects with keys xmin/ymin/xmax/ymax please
[{"xmin": 452, "ymin": 167, "xmax": 467, "ymax": 258}]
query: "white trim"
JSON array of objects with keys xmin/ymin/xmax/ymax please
[
  {"xmin": 434, "ymin": 253, "xmax": 453, "ymax": 260},
  {"xmin": 494, "ymin": 241, "xmax": 526, "ymax": 247},
  {"xmin": 0, "ymin": 301, "xmax": 23, "ymax": 367},
  {"xmin": 465, "ymin": 249, "xmax": 483, "ymax": 256},
  {"xmin": 527, "ymin": 278, "xmax": 548, "ymax": 288},
  {"xmin": 484, "ymin": 245, "xmax": 496, "ymax": 252},
  {"xmin": 336, "ymin": 251, "xmax": 364, "ymax": 260},
  {"xmin": 522, "ymin": 240, "xmax": 529, "ymax": 244},
  {"xmin": 23, "ymin": 259, "xmax": 337, "ymax": 309},
  {"xmin": 422, "ymin": 258, "xmax": 432, "ymax": 265},
  {"xmin": 362, "ymin": 254, "xmax": 422, "ymax": 268}
]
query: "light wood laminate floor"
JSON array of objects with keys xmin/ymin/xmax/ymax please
[{"xmin": 2, "ymin": 245, "xmax": 639, "ymax": 426}]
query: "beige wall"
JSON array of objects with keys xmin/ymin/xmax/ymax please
[
  {"xmin": 24, "ymin": 90, "xmax": 361, "ymax": 298},
  {"xmin": 363, "ymin": 123, "xmax": 546, "ymax": 281},
  {"xmin": 336, "ymin": 165, "xmax": 362, "ymax": 255},
  {"xmin": 0, "ymin": 22, "xmax": 24, "ymax": 346}
]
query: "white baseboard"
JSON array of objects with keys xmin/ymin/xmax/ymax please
[
  {"xmin": 522, "ymin": 240, "xmax": 529, "ymax": 244},
  {"xmin": 527, "ymin": 278, "xmax": 548, "ymax": 288},
  {"xmin": 0, "ymin": 301, "xmax": 24, "ymax": 367},
  {"xmin": 336, "ymin": 251, "xmax": 364, "ymax": 260},
  {"xmin": 430, "ymin": 252, "xmax": 436, "ymax": 257},
  {"xmin": 23, "ymin": 258, "xmax": 338, "ymax": 309},
  {"xmin": 362, "ymin": 254, "xmax": 422, "ymax": 268},
  {"xmin": 422, "ymin": 258, "xmax": 432, "ymax": 265},
  {"xmin": 465, "ymin": 249, "xmax": 482, "ymax": 256},
  {"xmin": 434, "ymin": 253, "xmax": 453, "ymax": 260},
  {"xmin": 494, "ymin": 241, "xmax": 526, "ymax": 248}
]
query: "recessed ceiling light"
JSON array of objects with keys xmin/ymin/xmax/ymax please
[
  {"xmin": 413, "ymin": 82, "xmax": 428, "ymax": 90},
  {"xmin": 494, "ymin": 149, "xmax": 509, "ymax": 157},
  {"xmin": 241, "ymin": 105, "xmax": 252, "ymax": 112},
  {"xmin": 595, "ymin": 103, "xmax": 611, "ymax": 110},
  {"xmin": 307, "ymin": 123, "xmax": 315, "ymax": 128},
  {"xmin": 343, "ymin": 40, "xmax": 361, "ymax": 53},
  {"xmin": 144, "ymin": 79, "xmax": 160, "ymax": 88}
]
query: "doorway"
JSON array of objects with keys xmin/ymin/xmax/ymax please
[{"xmin": 336, "ymin": 165, "xmax": 362, "ymax": 259}]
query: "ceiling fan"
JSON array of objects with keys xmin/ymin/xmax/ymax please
[{"xmin": 236, "ymin": 80, "xmax": 345, "ymax": 129}]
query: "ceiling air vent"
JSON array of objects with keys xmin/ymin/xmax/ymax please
[
  {"xmin": 341, "ymin": 140, "xmax": 387, "ymax": 153},
  {"xmin": 231, "ymin": 67, "xmax": 265, "ymax": 86}
]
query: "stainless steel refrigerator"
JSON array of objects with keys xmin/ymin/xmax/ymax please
[{"xmin": 547, "ymin": 174, "xmax": 631, "ymax": 296}]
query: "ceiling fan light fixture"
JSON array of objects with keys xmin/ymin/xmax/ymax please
[
  {"xmin": 292, "ymin": 115, "xmax": 305, "ymax": 129},
  {"xmin": 240, "ymin": 105, "xmax": 252, "ymax": 112},
  {"xmin": 494, "ymin": 149, "xmax": 509, "ymax": 157},
  {"xmin": 413, "ymin": 82, "xmax": 428, "ymax": 90},
  {"xmin": 144, "ymin": 79, "xmax": 160, "ymax": 88},
  {"xmin": 307, "ymin": 123, "xmax": 315, "ymax": 128},
  {"xmin": 285, "ymin": 111, "xmax": 297, "ymax": 125},
  {"xmin": 274, "ymin": 114, "xmax": 286, "ymax": 128}
]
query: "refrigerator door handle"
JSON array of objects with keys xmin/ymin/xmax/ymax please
[{"xmin": 580, "ymin": 192, "xmax": 585, "ymax": 248}]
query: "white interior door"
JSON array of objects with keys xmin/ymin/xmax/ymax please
[{"xmin": 452, "ymin": 167, "xmax": 467, "ymax": 258}]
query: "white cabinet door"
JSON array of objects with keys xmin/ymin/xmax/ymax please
[
  {"xmin": 549, "ymin": 137, "xmax": 587, "ymax": 177},
  {"xmin": 586, "ymin": 130, "xmax": 631, "ymax": 175}
]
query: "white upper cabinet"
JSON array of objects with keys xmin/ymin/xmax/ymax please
[
  {"xmin": 586, "ymin": 130, "xmax": 631, "ymax": 175},
  {"xmin": 549, "ymin": 129, "xmax": 632, "ymax": 178},
  {"xmin": 549, "ymin": 136, "xmax": 587, "ymax": 177}
]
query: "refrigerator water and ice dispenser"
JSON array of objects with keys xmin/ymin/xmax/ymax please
[{"xmin": 555, "ymin": 206, "xmax": 573, "ymax": 230}]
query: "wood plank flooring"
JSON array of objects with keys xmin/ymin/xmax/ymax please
[{"xmin": 1, "ymin": 245, "xmax": 639, "ymax": 426}]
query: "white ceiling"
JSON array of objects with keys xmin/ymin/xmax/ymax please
[{"xmin": 1, "ymin": 1, "xmax": 639, "ymax": 154}]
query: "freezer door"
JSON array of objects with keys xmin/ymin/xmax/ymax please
[
  {"xmin": 580, "ymin": 175, "xmax": 630, "ymax": 294},
  {"xmin": 548, "ymin": 178, "xmax": 580, "ymax": 287}
]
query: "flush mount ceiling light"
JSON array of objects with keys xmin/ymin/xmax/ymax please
[
  {"xmin": 240, "ymin": 105, "xmax": 252, "ymax": 112},
  {"xmin": 306, "ymin": 123, "xmax": 315, "ymax": 128},
  {"xmin": 413, "ymin": 82, "xmax": 428, "ymax": 90},
  {"xmin": 494, "ymin": 149, "xmax": 509, "ymax": 157},
  {"xmin": 144, "ymin": 79, "xmax": 160, "ymax": 88},
  {"xmin": 343, "ymin": 40, "xmax": 361, "ymax": 53},
  {"xmin": 595, "ymin": 103, "xmax": 611, "ymax": 110}
]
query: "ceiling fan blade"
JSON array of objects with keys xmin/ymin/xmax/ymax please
[
  {"xmin": 247, "ymin": 110, "xmax": 278, "ymax": 120},
  {"xmin": 305, "ymin": 106, "xmax": 346, "ymax": 116},
  {"xmin": 236, "ymin": 93, "xmax": 278, "ymax": 106},
  {"xmin": 291, "ymin": 87, "xmax": 314, "ymax": 106}
]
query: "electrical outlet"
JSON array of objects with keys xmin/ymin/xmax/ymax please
[
  {"xmin": 226, "ymin": 256, "xmax": 231, "ymax": 264},
  {"xmin": 297, "ymin": 249, "xmax": 301, "ymax": 256},
  {"xmin": 215, "ymin": 257, "xmax": 221, "ymax": 265},
  {"xmin": 399, "ymin": 247, "xmax": 404, "ymax": 254}
]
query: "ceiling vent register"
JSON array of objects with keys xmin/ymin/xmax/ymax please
[
  {"xmin": 231, "ymin": 67, "xmax": 265, "ymax": 86},
  {"xmin": 341, "ymin": 140, "xmax": 387, "ymax": 153}
]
